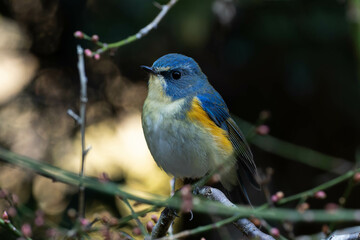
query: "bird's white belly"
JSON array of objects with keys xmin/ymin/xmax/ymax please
[{"xmin": 142, "ymin": 98, "xmax": 216, "ymax": 179}]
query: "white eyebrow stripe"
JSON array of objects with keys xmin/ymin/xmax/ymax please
[{"xmin": 155, "ymin": 66, "xmax": 171, "ymax": 72}]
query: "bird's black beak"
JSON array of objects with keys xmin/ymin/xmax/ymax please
[{"xmin": 141, "ymin": 65, "xmax": 156, "ymax": 75}]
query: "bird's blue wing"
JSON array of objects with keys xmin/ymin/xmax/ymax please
[{"xmin": 197, "ymin": 92, "xmax": 260, "ymax": 190}]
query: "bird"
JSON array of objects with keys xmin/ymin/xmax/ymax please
[{"xmin": 141, "ymin": 53, "xmax": 259, "ymax": 202}]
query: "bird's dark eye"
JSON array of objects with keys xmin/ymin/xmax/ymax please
[{"xmin": 171, "ymin": 71, "xmax": 181, "ymax": 80}]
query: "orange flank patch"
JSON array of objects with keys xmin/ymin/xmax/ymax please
[{"xmin": 187, "ymin": 98, "xmax": 233, "ymax": 155}]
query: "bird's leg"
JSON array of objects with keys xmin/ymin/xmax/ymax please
[
  {"xmin": 168, "ymin": 177, "xmax": 177, "ymax": 235},
  {"xmin": 170, "ymin": 177, "xmax": 176, "ymax": 196}
]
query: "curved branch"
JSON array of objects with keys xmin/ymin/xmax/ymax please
[{"xmin": 150, "ymin": 186, "xmax": 274, "ymax": 240}]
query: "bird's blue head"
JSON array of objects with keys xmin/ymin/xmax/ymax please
[{"xmin": 141, "ymin": 53, "xmax": 209, "ymax": 100}]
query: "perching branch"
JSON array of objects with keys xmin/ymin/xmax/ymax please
[
  {"xmin": 197, "ymin": 186, "xmax": 275, "ymax": 240},
  {"xmin": 326, "ymin": 225, "xmax": 360, "ymax": 240},
  {"xmin": 75, "ymin": 0, "xmax": 179, "ymax": 57},
  {"xmin": 150, "ymin": 208, "xmax": 177, "ymax": 239},
  {"xmin": 327, "ymin": 232, "xmax": 360, "ymax": 240},
  {"xmin": 67, "ymin": 45, "xmax": 91, "ymax": 219},
  {"xmin": 150, "ymin": 186, "xmax": 274, "ymax": 240}
]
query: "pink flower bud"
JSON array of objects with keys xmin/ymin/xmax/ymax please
[
  {"xmin": 297, "ymin": 202, "xmax": 310, "ymax": 213},
  {"xmin": 35, "ymin": 216, "xmax": 44, "ymax": 226},
  {"xmin": 91, "ymin": 35, "xmax": 99, "ymax": 42},
  {"xmin": 325, "ymin": 203, "xmax": 338, "ymax": 212},
  {"xmin": 21, "ymin": 223, "xmax": 32, "ymax": 237},
  {"xmin": 74, "ymin": 31, "xmax": 84, "ymax": 39},
  {"xmin": 2, "ymin": 211, "xmax": 8, "ymax": 220},
  {"xmin": 8, "ymin": 207, "xmax": 17, "ymax": 217},
  {"xmin": 132, "ymin": 227, "xmax": 141, "ymax": 236},
  {"xmin": 151, "ymin": 214, "xmax": 158, "ymax": 223},
  {"xmin": 109, "ymin": 217, "xmax": 118, "ymax": 226},
  {"xmin": 146, "ymin": 221, "xmax": 154, "ymax": 233},
  {"xmin": 181, "ymin": 185, "xmax": 193, "ymax": 212},
  {"xmin": 270, "ymin": 227, "xmax": 280, "ymax": 238},
  {"xmin": 256, "ymin": 125, "xmax": 270, "ymax": 135},
  {"xmin": 250, "ymin": 217, "xmax": 261, "ymax": 227},
  {"xmin": 314, "ymin": 191, "xmax": 326, "ymax": 199},
  {"xmin": 99, "ymin": 172, "xmax": 110, "ymax": 183},
  {"xmin": 0, "ymin": 189, "xmax": 8, "ymax": 198},
  {"xmin": 271, "ymin": 194, "xmax": 278, "ymax": 203},
  {"xmin": 84, "ymin": 49, "xmax": 92, "ymax": 57},
  {"xmin": 12, "ymin": 194, "xmax": 19, "ymax": 205},
  {"xmin": 94, "ymin": 54, "xmax": 100, "ymax": 60},
  {"xmin": 80, "ymin": 218, "xmax": 90, "ymax": 226}
]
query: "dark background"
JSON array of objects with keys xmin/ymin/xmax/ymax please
[{"xmin": 0, "ymin": 0, "xmax": 359, "ymax": 239}]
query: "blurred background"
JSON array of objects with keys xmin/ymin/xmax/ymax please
[{"xmin": 0, "ymin": 0, "xmax": 359, "ymax": 239}]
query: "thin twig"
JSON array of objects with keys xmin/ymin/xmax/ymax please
[
  {"xmin": 67, "ymin": 109, "xmax": 81, "ymax": 124},
  {"xmin": 256, "ymin": 167, "xmax": 360, "ymax": 211},
  {"xmin": 122, "ymin": 198, "xmax": 149, "ymax": 236},
  {"xmin": 135, "ymin": 0, "xmax": 178, "ymax": 39},
  {"xmin": 329, "ymin": 174, "xmax": 356, "ymax": 231},
  {"xmin": 69, "ymin": 45, "xmax": 90, "ymax": 219},
  {"xmin": 80, "ymin": 0, "xmax": 179, "ymax": 55}
]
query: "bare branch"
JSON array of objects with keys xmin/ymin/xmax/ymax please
[
  {"xmin": 150, "ymin": 186, "xmax": 274, "ymax": 240},
  {"xmin": 150, "ymin": 208, "xmax": 177, "ymax": 239},
  {"xmin": 197, "ymin": 186, "xmax": 275, "ymax": 240},
  {"xmin": 67, "ymin": 109, "xmax": 81, "ymax": 124},
  {"xmin": 327, "ymin": 226, "xmax": 360, "ymax": 240},
  {"xmin": 136, "ymin": 0, "xmax": 178, "ymax": 39},
  {"xmin": 327, "ymin": 232, "xmax": 360, "ymax": 240},
  {"xmin": 72, "ymin": 45, "xmax": 91, "ymax": 219}
]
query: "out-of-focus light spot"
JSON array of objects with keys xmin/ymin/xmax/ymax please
[
  {"xmin": 56, "ymin": 112, "xmax": 171, "ymax": 195},
  {"xmin": 0, "ymin": 166, "xmax": 32, "ymax": 206},
  {"xmin": 212, "ymin": 0, "xmax": 236, "ymax": 26},
  {"xmin": 32, "ymin": 176, "xmax": 77, "ymax": 215},
  {"xmin": 0, "ymin": 17, "xmax": 37, "ymax": 105}
]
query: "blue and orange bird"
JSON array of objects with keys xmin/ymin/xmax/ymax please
[{"xmin": 141, "ymin": 53, "xmax": 259, "ymax": 201}]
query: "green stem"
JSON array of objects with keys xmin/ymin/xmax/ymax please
[
  {"xmin": 122, "ymin": 198, "xmax": 148, "ymax": 236},
  {"xmin": 328, "ymin": 176, "xmax": 356, "ymax": 231},
  {"xmin": 0, "ymin": 218, "xmax": 31, "ymax": 240},
  {"xmin": 255, "ymin": 167, "xmax": 359, "ymax": 211},
  {"xmin": 277, "ymin": 168, "xmax": 359, "ymax": 205},
  {"xmin": 117, "ymin": 206, "xmax": 158, "ymax": 226},
  {"xmin": 1, "ymin": 148, "xmax": 360, "ymax": 222}
]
